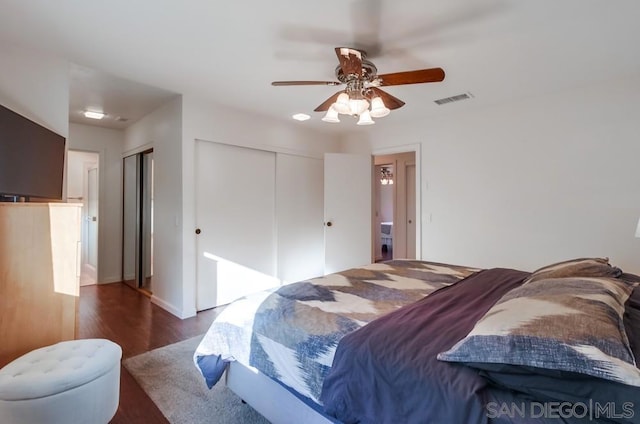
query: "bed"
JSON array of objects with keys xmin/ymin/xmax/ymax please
[{"xmin": 194, "ymin": 258, "xmax": 640, "ymax": 423}]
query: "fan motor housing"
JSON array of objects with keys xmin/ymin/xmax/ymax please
[{"xmin": 335, "ymin": 58, "xmax": 378, "ymax": 83}]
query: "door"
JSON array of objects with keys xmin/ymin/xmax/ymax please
[
  {"xmin": 140, "ymin": 152, "xmax": 154, "ymax": 291},
  {"xmin": 276, "ymin": 154, "xmax": 324, "ymax": 283},
  {"xmin": 87, "ymin": 166, "xmax": 99, "ymax": 270},
  {"xmin": 195, "ymin": 140, "xmax": 279, "ymax": 310},
  {"xmin": 122, "ymin": 154, "xmax": 139, "ymax": 288},
  {"xmin": 324, "ymin": 153, "xmax": 372, "ymax": 274},
  {"xmin": 406, "ymin": 164, "xmax": 417, "ymax": 259},
  {"xmin": 121, "ymin": 150, "xmax": 154, "ymax": 290}
]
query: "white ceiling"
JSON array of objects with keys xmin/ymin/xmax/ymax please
[
  {"xmin": 69, "ymin": 63, "xmax": 176, "ymax": 129},
  {"xmin": 1, "ymin": 0, "xmax": 639, "ymax": 134}
]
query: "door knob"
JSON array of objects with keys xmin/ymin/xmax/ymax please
[
  {"xmin": 195, "ymin": 228, "xmax": 201, "ymax": 234},
  {"xmin": 408, "ymin": 220, "xmax": 412, "ymax": 224}
]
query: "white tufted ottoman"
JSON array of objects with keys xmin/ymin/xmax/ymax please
[{"xmin": 0, "ymin": 338, "xmax": 122, "ymax": 424}]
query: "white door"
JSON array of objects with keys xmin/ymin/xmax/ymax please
[
  {"xmin": 276, "ymin": 153, "xmax": 324, "ymax": 283},
  {"xmin": 87, "ymin": 166, "xmax": 99, "ymax": 269},
  {"xmin": 324, "ymin": 153, "xmax": 372, "ymax": 274},
  {"xmin": 195, "ymin": 141, "xmax": 279, "ymax": 310},
  {"xmin": 406, "ymin": 164, "xmax": 416, "ymax": 259}
]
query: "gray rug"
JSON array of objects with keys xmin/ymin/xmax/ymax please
[{"xmin": 123, "ymin": 336, "xmax": 270, "ymax": 424}]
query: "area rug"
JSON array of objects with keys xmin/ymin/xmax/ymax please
[{"xmin": 123, "ymin": 335, "xmax": 269, "ymax": 424}]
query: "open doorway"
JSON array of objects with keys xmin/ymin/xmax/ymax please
[
  {"xmin": 67, "ymin": 150, "xmax": 100, "ymax": 285},
  {"xmin": 373, "ymin": 151, "xmax": 417, "ymax": 261}
]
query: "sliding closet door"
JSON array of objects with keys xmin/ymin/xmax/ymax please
[
  {"xmin": 195, "ymin": 140, "xmax": 278, "ymax": 310},
  {"xmin": 122, "ymin": 150, "xmax": 154, "ymax": 290},
  {"xmin": 122, "ymin": 154, "xmax": 139, "ymax": 288},
  {"xmin": 276, "ymin": 153, "xmax": 324, "ymax": 283}
]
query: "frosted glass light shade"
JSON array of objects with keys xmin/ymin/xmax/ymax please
[
  {"xmin": 370, "ymin": 96, "xmax": 390, "ymax": 118},
  {"xmin": 332, "ymin": 93, "xmax": 351, "ymax": 114},
  {"xmin": 349, "ymin": 98, "xmax": 370, "ymax": 115},
  {"xmin": 357, "ymin": 110, "xmax": 375, "ymax": 125},
  {"xmin": 636, "ymin": 217, "xmax": 640, "ymax": 238},
  {"xmin": 322, "ymin": 107, "xmax": 340, "ymax": 123}
]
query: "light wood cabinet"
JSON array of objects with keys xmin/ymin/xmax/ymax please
[{"xmin": 0, "ymin": 203, "xmax": 81, "ymax": 366}]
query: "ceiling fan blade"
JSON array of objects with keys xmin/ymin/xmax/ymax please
[
  {"xmin": 335, "ymin": 47, "xmax": 363, "ymax": 77},
  {"xmin": 377, "ymin": 67, "xmax": 445, "ymax": 86},
  {"xmin": 369, "ymin": 87, "xmax": 405, "ymax": 110},
  {"xmin": 314, "ymin": 91, "xmax": 344, "ymax": 112},
  {"xmin": 272, "ymin": 80, "xmax": 341, "ymax": 86}
]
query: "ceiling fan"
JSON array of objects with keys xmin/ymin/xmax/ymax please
[{"xmin": 271, "ymin": 47, "xmax": 445, "ymax": 124}]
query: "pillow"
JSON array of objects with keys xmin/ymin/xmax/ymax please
[
  {"xmin": 523, "ymin": 257, "xmax": 622, "ymax": 284},
  {"xmin": 625, "ymin": 281, "xmax": 640, "ymax": 360},
  {"xmin": 437, "ymin": 276, "xmax": 640, "ymax": 387}
]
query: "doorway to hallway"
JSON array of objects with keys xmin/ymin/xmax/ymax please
[
  {"xmin": 67, "ymin": 150, "xmax": 100, "ymax": 286},
  {"xmin": 373, "ymin": 151, "xmax": 417, "ymax": 262}
]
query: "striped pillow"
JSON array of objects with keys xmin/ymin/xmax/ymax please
[
  {"xmin": 523, "ymin": 257, "xmax": 622, "ymax": 284},
  {"xmin": 437, "ymin": 276, "xmax": 640, "ymax": 386}
]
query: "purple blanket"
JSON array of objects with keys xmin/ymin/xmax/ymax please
[{"xmin": 320, "ymin": 268, "xmax": 529, "ymax": 424}]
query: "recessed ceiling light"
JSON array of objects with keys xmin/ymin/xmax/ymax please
[
  {"xmin": 84, "ymin": 110, "xmax": 105, "ymax": 120},
  {"xmin": 292, "ymin": 113, "xmax": 310, "ymax": 121}
]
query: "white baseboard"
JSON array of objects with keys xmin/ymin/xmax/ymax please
[
  {"xmin": 97, "ymin": 276, "xmax": 122, "ymax": 284},
  {"xmin": 150, "ymin": 295, "xmax": 187, "ymax": 319}
]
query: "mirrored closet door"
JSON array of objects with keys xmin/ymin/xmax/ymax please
[{"xmin": 122, "ymin": 150, "xmax": 154, "ymax": 292}]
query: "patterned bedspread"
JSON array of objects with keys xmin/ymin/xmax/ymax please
[{"xmin": 193, "ymin": 260, "xmax": 479, "ymax": 404}]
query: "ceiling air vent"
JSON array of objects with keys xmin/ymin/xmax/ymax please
[{"xmin": 434, "ymin": 92, "xmax": 473, "ymax": 106}]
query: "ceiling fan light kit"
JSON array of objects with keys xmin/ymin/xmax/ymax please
[
  {"xmin": 321, "ymin": 107, "xmax": 340, "ymax": 123},
  {"xmin": 356, "ymin": 110, "xmax": 375, "ymax": 126},
  {"xmin": 272, "ymin": 47, "xmax": 445, "ymax": 126},
  {"xmin": 370, "ymin": 96, "xmax": 390, "ymax": 118},
  {"xmin": 332, "ymin": 92, "xmax": 352, "ymax": 114}
]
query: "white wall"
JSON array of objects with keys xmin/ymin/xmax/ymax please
[
  {"xmin": 342, "ymin": 74, "xmax": 640, "ymax": 275},
  {"xmin": 68, "ymin": 123, "xmax": 124, "ymax": 283},
  {"xmin": 0, "ymin": 40, "xmax": 69, "ymax": 138},
  {"xmin": 124, "ymin": 96, "xmax": 183, "ymax": 316}
]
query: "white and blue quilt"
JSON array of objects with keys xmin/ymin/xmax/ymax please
[{"xmin": 193, "ymin": 260, "xmax": 479, "ymax": 405}]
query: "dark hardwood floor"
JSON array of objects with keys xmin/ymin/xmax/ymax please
[{"xmin": 78, "ymin": 282, "xmax": 222, "ymax": 423}]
